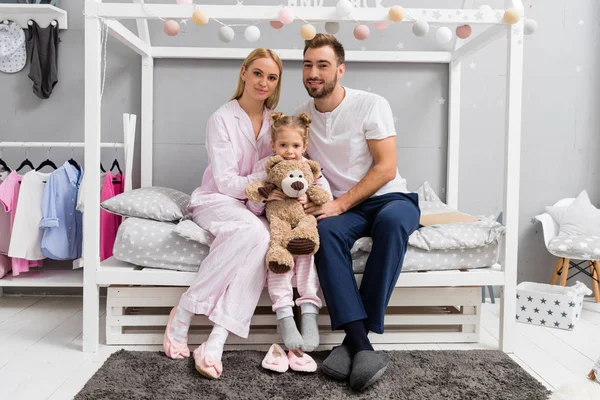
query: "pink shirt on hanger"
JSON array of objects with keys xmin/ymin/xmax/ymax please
[
  {"xmin": 100, "ymin": 172, "xmax": 124, "ymax": 261},
  {"xmin": 0, "ymin": 171, "xmax": 43, "ymax": 276}
]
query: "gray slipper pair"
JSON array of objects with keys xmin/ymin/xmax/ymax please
[{"xmin": 321, "ymin": 345, "xmax": 390, "ymax": 391}]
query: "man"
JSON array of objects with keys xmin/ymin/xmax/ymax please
[{"xmin": 296, "ymin": 34, "xmax": 420, "ymax": 391}]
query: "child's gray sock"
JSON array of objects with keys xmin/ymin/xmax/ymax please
[
  {"xmin": 300, "ymin": 304, "xmax": 320, "ymax": 352},
  {"xmin": 279, "ymin": 316, "xmax": 303, "ymax": 350}
]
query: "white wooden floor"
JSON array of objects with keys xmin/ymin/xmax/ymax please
[{"xmin": 0, "ymin": 295, "xmax": 599, "ymax": 400}]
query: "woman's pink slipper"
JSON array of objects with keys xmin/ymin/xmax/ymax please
[
  {"xmin": 261, "ymin": 343, "xmax": 289, "ymax": 373},
  {"xmin": 288, "ymin": 349, "xmax": 317, "ymax": 373},
  {"xmin": 163, "ymin": 307, "xmax": 190, "ymax": 359},
  {"xmin": 194, "ymin": 342, "xmax": 223, "ymax": 379}
]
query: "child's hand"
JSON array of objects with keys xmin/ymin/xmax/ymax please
[
  {"xmin": 297, "ymin": 194, "xmax": 308, "ymax": 205},
  {"xmin": 266, "ymin": 189, "xmax": 287, "ymax": 202}
]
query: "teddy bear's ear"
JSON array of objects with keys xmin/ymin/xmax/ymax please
[
  {"xmin": 305, "ymin": 160, "xmax": 321, "ymax": 178},
  {"xmin": 265, "ymin": 155, "xmax": 285, "ymax": 174}
]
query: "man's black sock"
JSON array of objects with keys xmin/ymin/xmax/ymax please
[{"xmin": 342, "ymin": 320, "xmax": 374, "ymax": 356}]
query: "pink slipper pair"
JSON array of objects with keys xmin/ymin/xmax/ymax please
[
  {"xmin": 261, "ymin": 343, "xmax": 317, "ymax": 373},
  {"xmin": 194, "ymin": 342, "xmax": 223, "ymax": 379}
]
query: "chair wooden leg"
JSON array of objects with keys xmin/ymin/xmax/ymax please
[
  {"xmin": 592, "ymin": 261, "xmax": 600, "ymax": 303},
  {"xmin": 559, "ymin": 258, "xmax": 570, "ymax": 286},
  {"xmin": 550, "ymin": 257, "xmax": 563, "ymax": 285}
]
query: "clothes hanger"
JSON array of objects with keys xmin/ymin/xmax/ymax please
[
  {"xmin": 67, "ymin": 146, "xmax": 81, "ymax": 172},
  {"xmin": 109, "ymin": 144, "xmax": 122, "ymax": 175},
  {"xmin": 100, "ymin": 163, "xmax": 106, "ymax": 173},
  {"xmin": 0, "ymin": 150, "xmax": 11, "ymax": 173},
  {"xmin": 35, "ymin": 148, "xmax": 58, "ymax": 172},
  {"xmin": 110, "ymin": 159, "xmax": 122, "ymax": 175},
  {"xmin": 110, "ymin": 159, "xmax": 123, "ymax": 184},
  {"xmin": 16, "ymin": 147, "xmax": 34, "ymax": 173}
]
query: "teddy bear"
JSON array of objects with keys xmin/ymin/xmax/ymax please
[{"xmin": 245, "ymin": 155, "xmax": 330, "ymax": 274}]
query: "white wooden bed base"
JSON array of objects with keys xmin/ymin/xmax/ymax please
[
  {"xmin": 106, "ymin": 285, "xmax": 480, "ymax": 348},
  {"xmin": 83, "ymin": 0, "xmax": 525, "ymax": 353}
]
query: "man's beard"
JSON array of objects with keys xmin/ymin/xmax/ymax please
[{"xmin": 304, "ymin": 75, "xmax": 337, "ymax": 99}]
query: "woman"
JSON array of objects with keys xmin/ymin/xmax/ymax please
[{"xmin": 163, "ymin": 48, "xmax": 283, "ymax": 379}]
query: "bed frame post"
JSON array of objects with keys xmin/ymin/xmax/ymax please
[
  {"xmin": 500, "ymin": 0, "xmax": 524, "ymax": 353},
  {"xmin": 447, "ymin": 63, "xmax": 460, "ymax": 210},
  {"xmin": 140, "ymin": 55, "xmax": 154, "ymax": 188},
  {"xmin": 446, "ymin": 0, "xmax": 472, "ymax": 209},
  {"xmin": 133, "ymin": 0, "xmax": 153, "ymax": 188},
  {"xmin": 83, "ymin": 0, "xmax": 103, "ymax": 353}
]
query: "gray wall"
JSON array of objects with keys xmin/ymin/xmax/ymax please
[{"xmin": 0, "ymin": 0, "xmax": 598, "ymax": 287}]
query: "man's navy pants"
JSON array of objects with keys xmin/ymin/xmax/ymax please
[{"xmin": 314, "ymin": 192, "xmax": 421, "ymax": 334}]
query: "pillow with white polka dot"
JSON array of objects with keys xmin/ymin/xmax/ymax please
[
  {"xmin": 173, "ymin": 219, "xmax": 214, "ymax": 247},
  {"xmin": 547, "ymin": 235, "xmax": 600, "ymax": 260},
  {"xmin": 101, "ymin": 186, "xmax": 190, "ymax": 222}
]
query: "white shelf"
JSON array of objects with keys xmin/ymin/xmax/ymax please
[
  {"xmin": 0, "ymin": 4, "xmax": 68, "ymax": 29},
  {"xmin": 96, "ymin": 257, "xmax": 505, "ymax": 288},
  {"xmin": 0, "ymin": 268, "xmax": 82, "ymax": 287}
]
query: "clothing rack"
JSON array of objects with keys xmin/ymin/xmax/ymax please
[
  {"xmin": 0, "ymin": 113, "xmax": 136, "ymax": 292},
  {"xmin": 0, "ymin": 142, "xmax": 124, "ymax": 148}
]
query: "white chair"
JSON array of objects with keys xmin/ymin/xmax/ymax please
[{"xmin": 535, "ymin": 198, "xmax": 600, "ymax": 302}]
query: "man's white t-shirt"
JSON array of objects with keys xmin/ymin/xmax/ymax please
[{"xmin": 296, "ymin": 87, "xmax": 408, "ymax": 199}]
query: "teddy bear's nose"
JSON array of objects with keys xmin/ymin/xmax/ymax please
[{"xmin": 291, "ymin": 181, "xmax": 304, "ymax": 191}]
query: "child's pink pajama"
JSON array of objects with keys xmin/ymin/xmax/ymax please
[{"xmin": 267, "ymin": 255, "xmax": 322, "ymax": 319}]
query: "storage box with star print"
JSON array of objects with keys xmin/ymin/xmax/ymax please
[{"xmin": 515, "ymin": 281, "xmax": 592, "ymax": 331}]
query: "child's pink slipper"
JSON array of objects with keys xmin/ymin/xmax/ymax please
[
  {"xmin": 288, "ymin": 349, "xmax": 317, "ymax": 373},
  {"xmin": 163, "ymin": 307, "xmax": 190, "ymax": 359},
  {"xmin": 193, "ymin": 342, "xmax": 223, "ymax": 379},
  {"xmin": 261, "ymin": 343, "xmax": 289, "ymax": 373}
]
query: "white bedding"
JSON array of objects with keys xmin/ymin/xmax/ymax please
[{"xmin": 113, "ymin": 181, "xmax": 504, "ymax": 273}]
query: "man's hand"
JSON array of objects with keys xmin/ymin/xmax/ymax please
[
  {"xmin": 266, "ymin": 188, "xmax": 287, "ymax": 202},
  {"xmin": 304, "ymin": 199, "xmax": 344, "ymax": 221}
]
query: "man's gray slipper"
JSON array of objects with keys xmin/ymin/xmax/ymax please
[
  {"xmin": 349, "ymin": 350, "xmax": 390, "ymax": 392},
  {"xmin": 321, "ymin": 345, "xmax": 352, "ymax": 381}
]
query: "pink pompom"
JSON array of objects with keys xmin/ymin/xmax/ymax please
[
  {"xmin": 456, "ymin": 24, "xmax": 472, "ymax": 39},
  {"xmin": 270, "ymin": 20, "xmax": 284, "ymax": 29},
  {"xmin": 353, "ymin": 24, "xmax": 370, "ymax": 40},
  {"xmin": 278, "ymin": 7, "xmax": 294, "ymax": 25},
  {"xmin": 374, "ymin": 22, "xmax": 389, "ymax": 30},
  {"xmin": 164, "ymin": 20, "xmax": 180, "ymax": 36}
]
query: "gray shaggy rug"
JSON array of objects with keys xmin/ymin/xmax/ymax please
[{"xmin": 75, "ymin": 349, "xmax": 551, "ymax": 400}]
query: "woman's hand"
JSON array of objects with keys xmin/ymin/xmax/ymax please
[
  {"xmin": 296, "ymin": 194, "xmax": 308, "ymax": 205},
  {"xmin": 266, "ymin": 188, "xmax": 287, "ymax": 202}
]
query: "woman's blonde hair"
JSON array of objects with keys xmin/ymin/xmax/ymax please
[
  {"xmin": 270, "ymin": 112, "xmax": 312, "ymax": 145},
  {"xmin": 231, "ymin": 48, "xmax": 283, "ymax": 110}
]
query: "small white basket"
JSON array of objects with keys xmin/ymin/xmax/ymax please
[{"xmin": 516, "ymin": 281, "xmax": 591, "ymax": 331}]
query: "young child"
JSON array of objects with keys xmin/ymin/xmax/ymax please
[{"xmin": 247, "ymin": 112, "xmax": 332, "ymax": 371}]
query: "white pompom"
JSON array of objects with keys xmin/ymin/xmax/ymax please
[
  {"xmin": 244, "ymin": 26, "xmax": 261, "ymax": 42},
  {"xmin": 336, "ymin": 0, "xmax": 353, "ymax": 17},
  {"xmin": 435, "ymin": 27, "xmax": 452, "ymax": 44}
]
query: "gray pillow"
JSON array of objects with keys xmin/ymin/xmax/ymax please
[
  {"xmin": 173, "ymin": 219, "xmax": 215, "ymax": 247},
  {"xmin": 101, "ymin": 186, "xmax": 190, "ymax": 222},
  {"xmin": 112, "ymin": 217, "xmax": 209, "ymax": 272},
  {"xmin": 546, "ymin": 190, "xmax": 600, "ymax": 237}
]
